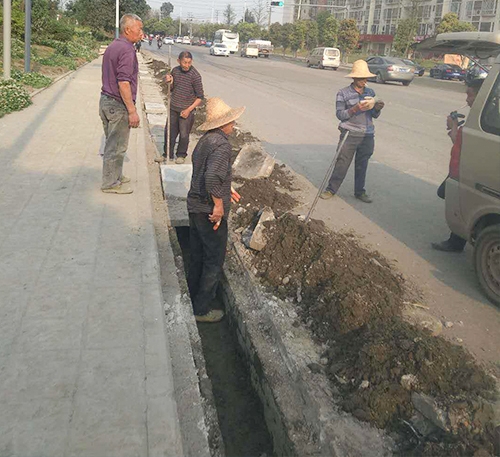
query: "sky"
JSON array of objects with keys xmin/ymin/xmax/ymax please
[{"xmin": 146, "ymin": 0, "xmax": 285, "ymax": 25}]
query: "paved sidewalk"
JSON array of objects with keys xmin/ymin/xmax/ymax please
[{"xmin": 0, "ymin": 60, "xmax": 183, "ymax": 456}]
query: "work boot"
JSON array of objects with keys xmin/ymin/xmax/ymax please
[
  {"xmin": 175, "ymin": 157, "xmax": 186, "ymax": 165},
  {"xmin": 320, "ymin": 190, "xmax": 335, "ymax": 200},
  {"xmin": 119, "ymin": 175, "xmax": 131, "ymax": 183},
  {"xmin": 154, "ymin": 154, "xmax": 167, "ymax": 163},
  {"xmin": 195, "ymin": 309, "xmax": 225, "ymax": 323},
  {"xmin": 355, "ymin": 192, "xmax": 373, "ymax": 203},
  {"xmin": 101, "ymin": 183, "xmax": 133, "ymax": 194},
  {"xmin": 431, "ymin": 240, "xmax": 464, "ymax": 253}
]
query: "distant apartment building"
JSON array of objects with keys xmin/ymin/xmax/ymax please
[{"xmin": 286, "ymin": 0, "xmax": 500, "ymax": 54}]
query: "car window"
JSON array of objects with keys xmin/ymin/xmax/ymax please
[
  {"xmin": 325, "ymin": 49, "xmax": 339, "ymax": 56},
  {"xmin": 481, "ymin": 74, "xmax": 500, "ymax": 137}
]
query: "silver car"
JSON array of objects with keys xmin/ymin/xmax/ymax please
[{"xmin": 366, "ymin": 56, "xmax": 415, "ymax": 86}]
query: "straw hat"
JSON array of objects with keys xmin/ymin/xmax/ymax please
[
  {"xmin": 198, "ymin": 97, "xmax": 246, "ymax": 131},
  {"xmin": 346, "ymin": 60, "xmax": 376, "ymax": 79}
]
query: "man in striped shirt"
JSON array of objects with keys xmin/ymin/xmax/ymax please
[
  {"xmin": 321, "ymin": 60, "xmax": 385, "ymax": 203},
  {"xmin": 162, "ymin": 51, "xmax": 204, "ymax": 164},
  {"xmin": 187, "ymin": 98, "xmax": 245, "ymax": 323}
]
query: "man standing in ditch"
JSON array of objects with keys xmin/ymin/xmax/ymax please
[
  {"xmin": 100, "ymin": 14, "xmax": 143, "ymax": 194},
  {"xmin": 187, "ymin": 97, "xmax": 245, "ymax": 323},
  {"xmin": 320, "ymin": 60, "xmax": 385, "ymax": 203},
  {"xmin": 158, "ymin": 51, "xmax": 204, "ymax": 164}
]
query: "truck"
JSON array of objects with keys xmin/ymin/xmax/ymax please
[{"xmin": 249, "ymin": 39, "xmax": 274, "ymax": 58}]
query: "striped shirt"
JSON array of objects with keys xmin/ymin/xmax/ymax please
[
  {"xmin": 336, "ymin": 84, "xmax": 381, "ymax": 135},
  {"xmin": 171, "ymin": 66, "xmax": 204, "ymax": 112},
  {"xmin": 187, "ymin": 129, "xmax": 232, "ymax": 218}
]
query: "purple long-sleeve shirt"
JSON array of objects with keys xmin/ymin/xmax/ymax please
[{"xmin": 101, "ymin": 37, "xmax": 138, "ymax": 103}]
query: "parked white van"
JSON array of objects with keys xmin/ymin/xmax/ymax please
[{"xmin": 306, "ymin": 47, "xmax": 340, "ymax": 70}]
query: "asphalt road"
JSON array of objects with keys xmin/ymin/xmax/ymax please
[{"xmin": 148, "ymin": 44, "xmax": 500, "ymax": 369}]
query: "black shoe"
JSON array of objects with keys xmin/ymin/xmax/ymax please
[
  {"xmin": 431, "ymin": 240, "xmax": 464, "ymax": 253},
  {"xmin": 355, "ymin": 192, "xmax": 372, "ymax": 203}
]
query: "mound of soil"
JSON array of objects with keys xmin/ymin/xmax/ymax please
[
  {"xmin": 232, "ymin": 176, "xmax": 298, "ymax": 229},
  {"xmin": 249, "ymin": 214, "xmax": 497, "ymax": 455}
]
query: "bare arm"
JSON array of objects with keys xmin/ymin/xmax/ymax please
[{"xmin": 118, "ymin": 81, "xmax": 140, "ymax": 128}]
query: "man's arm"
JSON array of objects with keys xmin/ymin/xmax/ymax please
[
  {"xmin": 181, "ymin": 73, "xmax": 204, "ymax": 119},
  {"xmin": 205, "ymin": 143, "xmax": 231, "ymax": 228},
  {"xmin": 118, "ymin": 81, "xmax": 140, "ymax": 128},
  {"xmin": 181, "ymin": 98, "xmax": 203, "ymax": 119},
  {"xmin": 336, "ymin": 90, "xmax": 368, "ymax": 121}
]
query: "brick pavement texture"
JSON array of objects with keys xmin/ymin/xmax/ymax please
[{"xmin": 0, "ymin": 59, "xmax": 184, "ymax": 456}]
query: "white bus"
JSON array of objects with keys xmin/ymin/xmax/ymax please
[{"xmin": 214, "ymin": 29, "xmax": 239, "ymax": 53}]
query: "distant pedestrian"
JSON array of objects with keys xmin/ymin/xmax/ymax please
[
  {"xmin": 161, "ymin": 51, "xmax": 204, "ymax": 164},
  {"xmin": 99, "ymin": 13, "xmax": 143, "ymax": 194},
  {"xmin": 187, "ymin": 98, "xmax": 245, "ymax": 323},
  {"xmin": 320, "ymin": 60, "xmax": 385, "ymax": 203},
  {"xmin": 431, "ymin": 78, "xmax": 484, "ymax": 253}
]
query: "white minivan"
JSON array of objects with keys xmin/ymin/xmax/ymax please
[{"xmin": 306, "ymin": 47, "xmax": 340, "ymax": 70}]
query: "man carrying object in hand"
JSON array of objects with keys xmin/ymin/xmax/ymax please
[
  {"xmin": 187, "ymin": 98, "xmax": 245, "ymax": 323},
  {"xmin": 321, "ymin": 60, "xmax": 385, "ymax": 203}
]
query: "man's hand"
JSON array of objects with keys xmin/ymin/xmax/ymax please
[
  {"xmin": 230, "ymin": 187, "xmax": 241, "ymax": 204},
  {"xmin": 209, "ymin": 202, "xmax": 224, "ymax": 230},
  {"xmin": 374, "ymin": 100, "xmax": 385, "ymax": 111},
  {"xmin": 165, "ymin": 74, "xmax": 173, "ymax": 84},
  {"xmin": 180, "ymin": 109, "xmax": 191, "ymax": 119},
  {"xmin": 129, "ymin": 110, "xmax": 140, "ymax": 128},
  {"xmin": 358, "ymin": 100, "xmax": 372, "ymax": 112},
  {"xmin": 446, "ymin": 115, "xmax": 458, "ymax": 131}
]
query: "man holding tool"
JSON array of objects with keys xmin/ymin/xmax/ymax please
[
  {"xmin": 156, "ymin": 51, "xmax": 204, "ymax": 164},
  {"xmin": 320, "ymin": 60, "xmax": 384, "ymax": 203}
]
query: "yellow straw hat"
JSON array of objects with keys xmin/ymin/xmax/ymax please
[
  {"xmin": 198, "ymin": 97, "xmax": 246, "ymax": 131},
  {"xmin": 346, "ymin": 60, "xmax": 376, "ymax": 79}
]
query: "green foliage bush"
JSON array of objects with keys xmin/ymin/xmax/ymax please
[
  {"xmin": 36, "ymin": 53, "xmax": 78, "ymax": 70},
  {"xmin": 11, "ymin": 69, "xmax": 53, "ymax": 88},
  {"xmin": 0, "ymin": 80, "xmax": 32, "ymax": 114},
  {"xmin": 35, "ymin": 38, "xmax": 97, "ymax": 60},
  {"xmin": 0, "ymin": 38, "xmax": 25, "ymax": 59}
]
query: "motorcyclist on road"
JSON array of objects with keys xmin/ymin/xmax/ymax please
[{"xmin": 157, "ymin": 35, "xmax": 163, "ymax": 49}]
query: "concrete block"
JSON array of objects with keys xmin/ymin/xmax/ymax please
[
  {"xmin": 147, "ymin": 114, "xmax": 167, "ymax": 126},
  {"xmin": 249, "ymin": 207, "xmax": 275, "ymax": 251},
  {"xmin": 233, "ymin": 142, "xmax": 275, "ymax": 179},
  {"xmin": 145, "ymin": 102, "xmax": 166, "ymax": 114},
  {"xmin": 160, "ymin": 164, "xmax": 192, "ymax": 199}
]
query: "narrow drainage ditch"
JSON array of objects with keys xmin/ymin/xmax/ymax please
[{"xmin": 174, "ymin": 226, "xmax": 275, "ymax": 457}]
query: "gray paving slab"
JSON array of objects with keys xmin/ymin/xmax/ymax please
[
  {"xmin": 0, "ymin": 58, "xmax": 184, "ymax": 457},
  {"xmin": 145, "ymin": 102, "xmax": 167, "ymax": 114},
  {"xmin": 148, "ymin": 113, "xmax": 167, "ymax": 125}
]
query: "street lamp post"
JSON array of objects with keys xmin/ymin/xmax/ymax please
[
  {"xmin": 24, "ymin": 0, "xmax": 32, "ymax": 73},
  {"xmin": 115, "ymin": 0, "xmax": 119, "ymax": 38},
  {"xmin": 3, "ymin": 0, "xmax": 12, "ymax": 79}
]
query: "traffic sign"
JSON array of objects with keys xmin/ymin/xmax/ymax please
[{"xmin": 270, "ymin": 1, "xmax": 284, "ymax": 5}]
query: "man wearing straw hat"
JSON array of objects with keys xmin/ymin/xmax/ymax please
[
  {"xmin": 320, "ymin": 60, "xmax": 385, "ymax": 203},
  {"xmin": 187, "ymin": 98, "xmax": 245, "ymax": 323}
]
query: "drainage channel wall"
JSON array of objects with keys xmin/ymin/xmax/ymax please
[{"xmin": 139, "ymin": 50, "xmax": 393, "ymax": 457}]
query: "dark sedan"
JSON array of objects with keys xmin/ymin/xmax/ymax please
[
  {"xmin": 429, "ymin": 64, "xmax": 466, "ymax": 80},
  {"xmin": 402, "ymin": 59, "xmax": 425, "ymax": 76}
]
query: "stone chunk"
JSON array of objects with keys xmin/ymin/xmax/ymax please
[
  {"xmin": 411, "ymin": 392, "xmax": 448, "ymax": 431},
  {"xmin": 249, "ymin": 207, "xmax": 275, "ymax": 251},
  {"xmin": 147, "ymin": 113, "xmax": 167, "ymax": 126},
  {"xmin": 402, "ymin": 306, "xmax": 443, "ymax": 336},
  {"xmin": 232, "ymin": 142, "xmax": 275, "ymax": 180}
]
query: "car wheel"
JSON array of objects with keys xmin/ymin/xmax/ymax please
[
  {"xmin": 306, "ymin": 60, "xmax": 311, "ymax": 67},
  {"xmin": 333, "ymin": 67, "xmax": 338, "ymax": 71},
  {"xmin": 376, "ymin": 72, "xmax": 385, "ymax": 84},
  {"xmin": 402, "ymin": 81, "xmax": 411, "ymax": 86},
  {"xmin": 319, "ymin": 63, "xmax": 324, "ymax": 70},
  {"xmin": 475, "ymin": 224, "xmax": 500, "ymax": 307}
]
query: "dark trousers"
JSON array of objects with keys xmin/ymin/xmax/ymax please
[
  {"xmin": 326, "ymin": 132, "xmax": 374, "ymax": 196},
  {"xmin": 164, "ymin": 109, "xmax": 195, "ymax": 159},
  {"xmin": 188, "ymin": 213, "xmax": 228, "ymax": 316},
  {"xmin": 437, "ymin": 178, "xmax": 467, "ymax": 250}
]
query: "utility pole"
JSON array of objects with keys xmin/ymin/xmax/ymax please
[
  {"xmin": 115, "ymin": 0, "xmax": 119, "ymax": 38},
  {"xmin": 215, "ymin": 9, "xmax": 219, "ymax": 22},
  {"xmin": 268, "ymin": 5, "xmax": 272, "ymax": 27},
  {"xmin": 3, "ymin": 0, "xmax": 12, "ymax": 79},
  {"xmin": 178, "ymin": 7, "xmax": 182, "ymax": 36},
  {"xmin": 211, "ymin": 0, "xmax": 215, "ymax": 22},
  {"xmin": 297, "ymin": 0, "xmax": 302, "ymax": 20},
  {"xmin": 24, "ymin": 0, "xmax": 32, "ymax": 73}
]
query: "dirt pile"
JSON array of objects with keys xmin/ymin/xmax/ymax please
[{"xmin": 234, "ymin": 210, "xmax": 498, "ymax": 456}]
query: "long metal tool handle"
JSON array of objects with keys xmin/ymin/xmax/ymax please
[
  {"xmin": 166, "ymin": 45, "xmax": 172, "ymax": 159},
  {"xmin": 305, "ymin": 131, "xmax": 350, "ymax": 223}
]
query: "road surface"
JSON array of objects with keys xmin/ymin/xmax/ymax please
[{"xmin": 149, "ymin": 44, "xmax": 500, "ymax": 370}]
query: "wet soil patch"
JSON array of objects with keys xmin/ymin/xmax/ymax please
[
  {"xmin": 175, "ymin": 227, "xmax": 275, "ymax": 457},
  {"xmin": 233, "ymin": 212, "xmax": 498, "ymax": 456}
]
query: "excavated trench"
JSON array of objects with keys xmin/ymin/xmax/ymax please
[{"xmin": 174, "ymin": 226, "xmax": 275, "ymax": 457}]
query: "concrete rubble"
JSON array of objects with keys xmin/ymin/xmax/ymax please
[{"xmin": 232, "ymin": 142, "xmax": 275, "ymax": 179}]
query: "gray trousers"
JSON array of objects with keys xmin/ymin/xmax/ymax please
[
  {"xmin": 326, "ymin": 132, "xmax": 374, "ymax": 196},
  {"xmin": 99, "ymin": 95, "xmax": 131, "ymax": 189}
]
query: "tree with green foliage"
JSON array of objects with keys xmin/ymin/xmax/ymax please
[
  {"xmin": 393, "ymin": 17, "xmax": 419, "ymax": 57},
  {"xmin": 322, "ymin": 15, "xmax": 339, "ymax": 47},
  {"xmin": 143, "ymin": 17, "xmax": 174, "ymax": 35},
  {"xmin": 304, "ymin": 20, "xmax": 319, "ymax": 50},
  {"xmin": 235, "ymin": 22, "xmax": 261, "ymax": 44},
  {"xmin": 436, "ymin": 13, "xmax": 476, "ymax": 33},
  {"xmin": 160, "ymin": 2, "xmax": 173, "ymax": 18},
  {"xmin": 199, "ymin": 23, "xmax": 224, "ymax": 40},
  {"xmin": 224, "ymin": 4, "xmax": 236, "ymax": 26},
  {"xmin": 290, "ymin": 20, "xmax": 307, "ymax": 56},
  {"xmin": 0, "ymin": 0, "xmax": 26, "ymax": 38},
  {"xmin": 243, "ymin": 8, "xmax": 256, "ymax": 23},
  {"xmin": 338, "ymin": 19, "xmax": 359, "ymax": 60},
  {"xmin": 280, "ymin": 22, "xmax": 294, "ymax": 53}
]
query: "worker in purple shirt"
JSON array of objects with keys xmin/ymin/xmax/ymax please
[
  {"xmin": 321, "ymin": 60, "xmax": 385, "ymax": 203},
  {"xmin": 99, "ymin": 14, "xmax": 143, "ymax": 194},
  {"xmin": 160, "ymin": 51, "xmax": 204, "ymax": 164}
]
